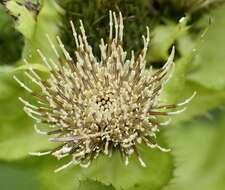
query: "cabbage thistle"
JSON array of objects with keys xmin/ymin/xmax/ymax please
[{"xmin": 14, "ymin": 11, "xmax": 195, "ymax": 172}]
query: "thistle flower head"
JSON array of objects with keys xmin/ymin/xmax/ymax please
[{"xmin": 15, "ymin": 11, "xmax": 195, "ymax": 172}]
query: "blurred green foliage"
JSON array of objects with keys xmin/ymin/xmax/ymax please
[
  {"xmin": 0, "ymin": 0, "xmax": 225, "ymax": 190},
  {"xmin": 165, "ymin": 108, "xmax": 225, "ymax": 190}
]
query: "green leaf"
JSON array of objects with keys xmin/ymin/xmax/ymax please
[
  {"xmin": 149, "ymin": 16, "xmax": 189, "ymax": 62},
  {"xmin": 78, "ymin": 179, "xmax": 116, "ymax": 190},
  {"xmin": 0, "ymin": 72, "xmax": 55, "ymax": 160},
  {"xmin": 37, "ymin": 136, "xmax": 173, "ymax": 190},
  {"xmin": 0, "ymin": 160, "xmax": 39, "ymax": 190},
  {"xmin": 174, "ymin": 81, "xmax": 225, "ymax": 123},
  {"xmin": 159, "ymin": 24, "xmax": 224, "ymax": 123},
  {"xmin": 161, "ymin": 22, "xmax": 208, "ymax": 104},
  {"xmin": 6, "ymin": 1, "xmax": 36, "ymax": 39},
  {"xmin": 0, "ymin": 0, "xmax": 63, "ymax": 160},
  {"xmin": 165, "ymin": 108, "xmax": 225, "ymax": 190},
  {"xmin": 188, "ymin": 3, "xmax": 225, "ymax": 90},
  {"xmin": 6, "ymin": 0, "xmax": 63, "ymax": 66}
]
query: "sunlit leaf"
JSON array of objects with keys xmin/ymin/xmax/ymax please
[
  {"xmin": 6, "ymin": 0, "xmax": 63, "ymax": 66},
  {"xmin": 6, "ymin": 1, "xmax": 36, "ymax": 39}
]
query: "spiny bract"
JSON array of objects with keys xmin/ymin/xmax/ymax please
[{"xmin": 14, "ymin": 11, "xmax": 194, "ymax": 172}]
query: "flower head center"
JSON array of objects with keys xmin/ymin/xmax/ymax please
[{"xmin": 96, "ymin": 94, "xmax": 113, "ymax": 112}]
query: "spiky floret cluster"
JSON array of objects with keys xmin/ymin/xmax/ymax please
[{"xmin": 14, "ymin": 11, "xmax": 194, "ymax": 172}]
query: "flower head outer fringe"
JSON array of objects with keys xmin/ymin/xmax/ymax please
[{"xmin": 14, "ymin": 11, "xmax": 195, "ymax": 172}]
